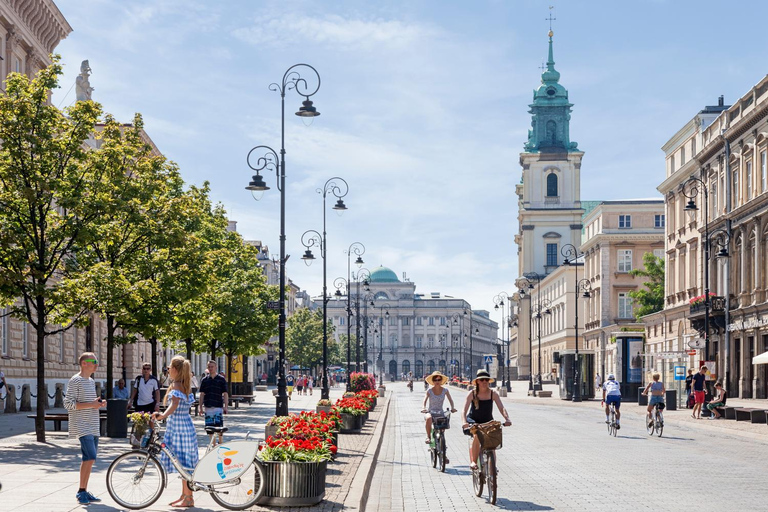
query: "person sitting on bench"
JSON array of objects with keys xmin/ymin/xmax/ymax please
[{"xmin": 706, "ymin": 381, "xmax": 727, "ymax": 420}]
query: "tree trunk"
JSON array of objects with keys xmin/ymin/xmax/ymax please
[
  {"xmin": 35, "ymin": 295, "xmax": 46, "ymax": 443},
  {"xmin": 209, "ymin": 339, "xmax": 217, "ymax": 361},
  {"xmin": 150, "ymin": 336, "xmax": 158, "ymax": 377},
  {"xmin": 185, "ymin": 338, "xmax": 193, "ymax": 359},
  {"xmin": 106, "ymin": 314, "xmax": 115, "ymax": 399},
  {"xmin": 226, "ymin": 350, "xmax": 233, "ymax": 398}
]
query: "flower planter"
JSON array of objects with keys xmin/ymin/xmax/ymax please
[
  {"xmin": 265, "ymin": 424, "xmax": 280, "ymax": 440},
  {"xmin": 257, "ymin": 460, "xmax": 327, "ymax": 506},
  {"xmin": 340, "ymin": 412, "xmax": 363, "ymax": 433},
  {"xmin": 316, "ymin": 405, "xmax": 333, "ymax": 414},
  {"xmin": 363, "ymin": 411, "xmax": 369, "ymax": 423}
]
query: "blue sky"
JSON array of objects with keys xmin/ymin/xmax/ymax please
[{"xmin": 51, "ymin": 0, "xmax": 768, "ymax": 324}]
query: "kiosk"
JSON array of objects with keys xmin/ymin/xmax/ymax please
[{"xmin": 557, "ymin": 350, "xmax": 596, "ymax": 400}]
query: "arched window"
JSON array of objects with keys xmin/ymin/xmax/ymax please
[
  {"xmin": 389, "ymin": 360, "xmax": 397, "ymax": 378},
  {"xmin": 402, "ymin": 360, "xmax": 411, "ymax": 376},
  {"xmin": 439, "ymin": 359, "xmax": 447, "ymax": 374},
  {"xmin": 546, "ymin": 173, "xmax": 558, "ymax": 197},
  {"xmin": 427, "ymin": 360, "xmax": 435, "ymax": 374}
]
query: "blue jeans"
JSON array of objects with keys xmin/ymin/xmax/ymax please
[{"xmin": 79, "ymin": 435, "xmax": 99, "ymax": 461}]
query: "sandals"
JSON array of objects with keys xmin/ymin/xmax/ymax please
[{"xmin": 170, "ymin": 496, "xmax": 194, "ymax": 508}]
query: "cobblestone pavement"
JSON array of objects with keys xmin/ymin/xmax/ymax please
[
  {"xmin": 0, "ymin": 383, "xmax": 384, "ymax": 511},
  {"xmin": 368, "ymin": 381, "xmax": 768, "ymax": 512}
]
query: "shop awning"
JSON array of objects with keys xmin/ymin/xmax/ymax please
[{"xmin": 752, "ymin": 351, "xmax": 768, "ymax": 365}]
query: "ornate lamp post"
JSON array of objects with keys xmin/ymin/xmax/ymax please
[
  {"xmin": 520, "ymin": 272, "xmax": 547, "ymax": 394},
  {"xmin": 345, "ymin": 243, "xmax": 365, "ymax": 380},
  {"xmin": 300, "ymin": 177, "xmax": 348, "ymax": 400},
  {"xmin": 245, "ymin": 64, "xmax": 320, "ymax": 416},
  {"xmin": 450, "ymin": 313, "xmax": 463, "ymax": 380},
  {"xmin": 493, "ymin": 292, "xmax": 510, "ymax": 391},
  {"xmin": 372, "ymin": 301, "xmax": 391, "ymax": 385},
  {"xmin": 561, "ymin": 244, "xmax": 592, "ymax": 402},
  {"xmin": 351, "ymin": 269, "xmax": 371, "ymax": 373}
]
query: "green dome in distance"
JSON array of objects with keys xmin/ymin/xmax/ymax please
[{"xmin": 369, "ymin": 266, "xmax": 400, "ymax": 283}]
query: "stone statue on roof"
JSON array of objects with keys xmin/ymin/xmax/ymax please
[{"xmin": 75, "ymin": 60, "xmax": 93, "ymax": 102}]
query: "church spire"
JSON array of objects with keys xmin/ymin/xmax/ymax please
[{"xmin": 541, "ymin": 30, "xmax": 560, "ymax": 84}]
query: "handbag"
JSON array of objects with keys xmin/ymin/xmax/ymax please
[{"xmin": 471, "ymin": 420, "xmax": 503, "ymax": 450}]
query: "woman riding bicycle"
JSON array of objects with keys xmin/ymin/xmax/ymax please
[
  {"xmin": 461, "ymin": 369, "xmax": 510, "ymax": 470},
  {"xmin": 642, "ymin": 372, "xmax": 665, "ymax": 427},
  {"xmin": 421, "ymin": 371, "xmax": 457, "ymax": 444}
]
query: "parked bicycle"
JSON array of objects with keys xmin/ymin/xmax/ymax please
[
  {"xmin": 470, "ymin": 420, "xmax": 504, "ymax": 505},
  {"xmin": 607, "ymin": 403, "xmax": 618, "ymax": 437},
  {"xmin": 646, "ymin": 402, "xmax": 664, "ymax": 437},
  {"xmin": 106, "ymin": 421, "xmax": 264, "ymax": 510},
  {"xmin": 426, "ymin": 409, "xmax": 451, "ymax": 472}
]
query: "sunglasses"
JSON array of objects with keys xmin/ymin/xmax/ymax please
[{"xmin": 84, "ymin": 359, "xmax": 99, "ymax": 364}]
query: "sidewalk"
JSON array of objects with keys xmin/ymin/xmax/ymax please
[{"xmin": 0, "ymin": 384, "xmax": 390, "ymax": 511}]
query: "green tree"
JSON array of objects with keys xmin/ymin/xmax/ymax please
[
  {"xmin": 285, "ymin": 308, "xmax": 336, "ymax": 371},
  {"xmin": 0, "ymin": 59, "xmax": 103, "ymax": 442},
  {"xmin": 629, "ymin": 253, "xmax": 665, "ymax": 319}
]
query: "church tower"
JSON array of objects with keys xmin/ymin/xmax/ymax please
[{"xmin": 515, "ymin": 30, "xmax": 584, "ymax": 278}]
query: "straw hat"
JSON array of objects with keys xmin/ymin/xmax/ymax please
[
  {"xmin": 424, "ymin": 371, "xmax": 448, "ymax": 385},
  {"xmin": 471, "ymin": 369, "xmax": 495, "ymax": 386}
]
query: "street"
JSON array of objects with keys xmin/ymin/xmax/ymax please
[{"xmin": 369, "ymin": 382, "xmax": 768, "ymax": 512}]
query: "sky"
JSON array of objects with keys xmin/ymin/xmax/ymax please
[{"xmin": 50, "ymin": 0, "xmax": 768, "ymax": 327}]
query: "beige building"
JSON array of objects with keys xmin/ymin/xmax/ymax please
[
  {"xmin": 652, "ymin": 76, "xmax": 768, "ymax": 398},
  {"xmin": 581, "ymin": 200, "xmax": 665, "ymax": 379}
]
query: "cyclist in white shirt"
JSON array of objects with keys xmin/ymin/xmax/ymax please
[{"xmin": 601, "ymin": 373, "xmax": 622, "ymax": 429}]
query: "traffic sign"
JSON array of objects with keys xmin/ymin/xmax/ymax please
[
  {"xmin": 674, "ymin": 366, "xmax": 686, "ymax": 380},
  {"xmin": 483, "ymin": 355, "xmax": 494, "ymax": 364},
  {"xmin": 688, "ymin": 338, "xmax": 706, "ymax": 349},
  {"xmin": 687, "ymin": 349, "xmax": 697, "ymax": 356},
  {"xmin": 267, "ymin": 301, "xmax": 280, "ymax": 310}
]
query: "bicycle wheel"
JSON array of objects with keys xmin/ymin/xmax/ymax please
[
  {"xmin": 472, "ymin": 463, "xmax": 483, "ymax": 497},
  {"xmin": 210, "ymin": 460, "xmax": 266, "ymax": 510},
  {"xmin": 106, "ymin": 450, "xmax": 166, "ymax": 510},
  {"xmin": 611, "ymin": 410, "xmax": 617, "ymax": 437},
  {"xmin": 646, "ymin": 413, "xmax": 654, "ymax": 435},
  {"xmin": 655, "ymin": 414, "xmax": 663, "ymax": 437},
  {"xmin": 438, "ymin": 433, "xmax": 447, "ymax": 473},
  {"xmin": 430, "ymin": 433, "xmax": 437, "ymax": 468},
  {"xmin": 484, "ymin": 450, "xmax": 497, "ymax": 505}
]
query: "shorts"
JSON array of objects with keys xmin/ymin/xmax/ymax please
[
  {"xmin": 605, "ymin": 395, "xmax": 621, "ymax": 409},
  {"xmin": 296, "ymin": 386, "xmax": 303, "ymax": 392},
  {"xmin": 205, "ymin": 407, "xmax": 224, "ymax": 428},
  {"xmin": 135, "ymin": 402, "xmax": 156, "ymax": 413},
  {"xmin": 649, "ymin": 395, "xmax": 665, "ymax": 406},
  {"xmin": 694, "ymin": 391, "xmax": 705, "ymax": 404},
  {"xmin": 79, "ymin": 434, "xmax": 99, "ymax": 462},
  {"xmin": 287, "ymin": 386, "xmax": 294, "ymax": 393},
  {"xmin": 706, "ymin": 401, "xmax": 724, "ymax": 411}
]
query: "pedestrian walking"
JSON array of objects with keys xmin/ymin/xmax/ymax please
[
  {"xmin": 198, "ymin": 360, "xmax": 228, "ymax": 445},
  {"xmin": 691, "ymin": 365, "xmax": 707, "ymax": 419},
  {"xmin": 286, "ymin": 373, "xmax": 295, "ymax": 399},
  {"xmin": 64, "ymin": 352, "xmax": 105, "ymax": 505},
  {"xmin": 128, "ymin": 364, "xmax": 160, "ymax": 413},
  {"xmin": 153, "ymin": 355, "xmax": 199, "ymax": 508},
  {"xmin": 308, "ymin": 376, "xmax": 314, "ymax": 395},
  {"xmin": 685, "ymin": 369, "xmax": 694, "ymax": 408},
  {"xmin": 296, "ymin": 374, "xmax": 304, "ymax": 395},
  {"xmin": 261, "ymin": 372, "xmax": 268, "ymax": 385},
  {"xmin": 594, "ymin": 373, "xmax": 602, "ymax": 393}
]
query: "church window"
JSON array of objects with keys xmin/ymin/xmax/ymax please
[
  {"xmin": 546, "ymin": 173, "xmax": 558, "ymax": 197},
  {"xmin": 546, "ymin": 243, "xmax": 558, "ymax": 266},
  {"xmin": 619, "ymin": 215, "xmax": 631, "ymax": 228}
]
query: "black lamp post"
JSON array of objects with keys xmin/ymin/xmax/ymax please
[
  {"xmin": 245, "ymin": 64, "xmax": 321, "ymax": 416},
  {"xmin": 372, "ymin": 301, "xmax": 391, "ymax": 385},
  {"xmin": 682, "ymin": 176, "xmax": 731, "ymax": 364},
  {"xmin": 332, "ymin": 277, "xmax": 349, "ymax": 389},
  {"xmin": 450, "ymin": 313, "xmax": 463, "ymax": 380},
  {"xmin": 345, "ymin": 243, "xmax": 365, "ymax": 381},
  {"xmin": 300, "ymin": 177, "xmax": 348, "ymax": 400},
  {"xmin": 561, "ymin": 244, "xmax": 592, "ymax": 402},
  {"xmin": 493, "ymin": 292, "xmax": 510, "ymax": 391},
  {"xmin": 520, "ymin": 272, "xmax": 546, "ymax": 394},
  {"xmin": 351, "ymin": 269, "xmax": 371, "ymax": 373}
]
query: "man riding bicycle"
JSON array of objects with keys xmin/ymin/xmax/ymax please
[
  {"xmin": 461, "ymin": 369, "xmax": 510, "ymax": 470},
  {"xmin": 642, "ymin": 372, "xmax": 665, "ymax": 428},
  {"xmin": 601, "ymin": 373, "xmax": 621, "ymax": 429}
]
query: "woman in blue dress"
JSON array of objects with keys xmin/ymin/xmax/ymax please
[{"xmin": 153, "ymin": 355, "xmax": 199, "ymax": 508}]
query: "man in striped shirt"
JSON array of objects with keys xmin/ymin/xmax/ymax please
[{"xmin": 64, "ymin": 352, "xmax": 105, "ymax": 504}]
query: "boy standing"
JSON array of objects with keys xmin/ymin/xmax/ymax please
[
  {"xmin": 64, "ymin": 352, "xmax": 105, "ymax": 504},
  {"xmin": 691, "ymin": 365, "xmax": 708, "ymax": 419}
]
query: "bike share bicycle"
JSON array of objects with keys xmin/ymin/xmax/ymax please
[
  {"xmin": 424, "ymin": 408, "xmax": 451, "ymax": 472},
  {"xmin": 646, "ymin": 403, "xmax": 664, "ymax": 437},
  {"xmin": 607, "ymin": 403, "xmax": 618, "ymax": 437},
  {"xmin": 470, "ymin": 420, "xmax": 504, "ymax": 505},
  {"xmin": 106, "ymin": 419, "xmax": 265, "ymax": 510}
]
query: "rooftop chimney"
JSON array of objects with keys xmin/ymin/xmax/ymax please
[{"xmin": 718, "ymin": 95, "xmax": 724, "ymax": 107}]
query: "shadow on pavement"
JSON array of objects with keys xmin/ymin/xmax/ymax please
[{"xmin": 495, "ymin": 498, "xmax": 554, "ymax": 510}]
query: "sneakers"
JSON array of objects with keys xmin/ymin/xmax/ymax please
[
  {"xmin": 605, "ymin": 419, "xmax": 610, "ymax": 424},
  {"xmin": 708, "ymin": 416, "xmax": 716, "ymax": 420},
  {"xmin": 76, "ymin": 492, "xmax": 90, "ymax": 504},
  {"xmin": 616, "ymin": 424, "xmax": 621, "ymax": 430},
  {"xmin": 86, "ymin": 492, "xmax": 101, "ymax": 503}
]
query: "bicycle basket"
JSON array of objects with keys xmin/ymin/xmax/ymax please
[
  {"xmin": 432, "ymin": 414, "xmax": 450, "ymax": 430},
  {"xmin": 472, "ymin": 421, "xmax": 502, "ymax": 450}
]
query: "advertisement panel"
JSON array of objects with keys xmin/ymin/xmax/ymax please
[
  {"xmin": 701, "ymin": 360, "xmax": 717, "ymax": 381},
  {"xmin": 627, "ymin": 338, "xmax": 643, "ymax": 383}
]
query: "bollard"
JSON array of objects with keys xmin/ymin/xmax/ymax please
[
  {"xmin": 43, "ymin": 383, "xmax": 50, "ymax": 410},
  {"xmin": 20, "ymin": 384, "xmax": 32, "ymax": 412},
  {"xmin": 54, "ymin": 383, "xmax": 65, "ymax": 408},
  {"xmin": 4, "ymin": 384, "xmax": 17, "ymax": 413}
]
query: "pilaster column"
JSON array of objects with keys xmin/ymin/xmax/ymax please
[
  {"xmin": 740, "ymin": 225, "xmax": 749, "ymax": 305},
  {"xmin": 754, "ymin": 217, "xmax": 764, "ymax": 303}
]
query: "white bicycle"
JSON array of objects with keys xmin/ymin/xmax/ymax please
[{"xmin": 106, "ymin": 422, "xmax": 265, "ymax": 510}]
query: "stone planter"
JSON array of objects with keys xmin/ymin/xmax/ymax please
[
  {"xmin": 340, "ymin": 412, "xmax": 363, "ymax": 433},
  {"xmin": 316, "ymin": 405, "xmax": 333, "ymax": 414},
  {"xmin": 258, "ymin": 460, "xmax": 328, "ymax": 506},
  {"xmin": 363, "ymin": 411, "xmax": 369, "ymax": 423}
]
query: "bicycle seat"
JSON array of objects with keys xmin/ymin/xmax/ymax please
[{"xmin": 205, "ymin": 427, "xmax": 229, "ymax": 434}]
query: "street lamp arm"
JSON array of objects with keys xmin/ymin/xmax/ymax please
[
  {"xmin": 560, "ymin": 243, "xmax": 583, "ymax": 264},
  {"xmin": 320, "ymin": 176, "xmax": 349, "ymax": 200},
  {"xmin": 300, "ymin": 229, "xmax": 323, "ymax": 257},
  {"xmin": 681, "ymin": 175, "xmax": 707, "ymax": 200},
  {"xmin": 345, "ymin": 241, "xmax": 365, "ymax": 259},
  {"xmin": 269, "ymin": 63, "xmax": 321, "ymax": 98},
  {"xmin": 334, "ymin": 277, "xmax": 348, "ymax": 294},
  {"xmin": 246, "ymin": 145, "xmax": 281, "ymax": 191}
]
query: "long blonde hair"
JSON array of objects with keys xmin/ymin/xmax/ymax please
[{"xmin": 164, "ymin": 355, "xmax": 192, "ymax": 405}]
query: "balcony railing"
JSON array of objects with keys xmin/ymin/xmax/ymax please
[{"xmin": 689, "ymin": 296, "xmax": 725, "ymax": 316}]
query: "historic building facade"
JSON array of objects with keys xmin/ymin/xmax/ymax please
[
  {"xmin": 326, "ymin": 266, "xmax": 498, "ymax": 381},
  {"xmin": 653, "ymin": 76, "xmax": 768, "ymax": 398}
]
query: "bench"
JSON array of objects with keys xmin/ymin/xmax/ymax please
[
  {"xmin": 537, "ymin": 391, "xmax": 553, "ymax": 398},
  {"xmin": 229, "ymin": 396, "xmax": 253, "ymax": 408},
  {"xmin": 255, "ymin": 385, "xmax": 268, "ymax": 392},
  {"xmin": 28, "ymin": 413, "xmax": 107, "ymax": 435},
  {"xmin": 734, "ymin": 408, "xmax": 762, "ymax": 422},
  {"xmin": 750, "ymin": 409, "xmax": 768, "ymax": 424}
]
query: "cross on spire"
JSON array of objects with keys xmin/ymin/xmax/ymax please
[
  {"xmin": 539, "ymin": 62, "xmax": 547, "ymax": 72},
  {"xmin": 546, "ymin": 6, "xmax": 556, "ymax": 32}
]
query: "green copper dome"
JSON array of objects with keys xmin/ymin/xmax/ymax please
[
  {"xmin": 369, "ymin": 266, "xmax": 400, "ymax": 283},
  {"xmin": 524, "ymin": 30, "xmax": 579, "ymax": 154}
]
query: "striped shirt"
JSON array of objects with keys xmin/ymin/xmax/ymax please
[{"xmin": 63, "ymin": 374, "xmax": 100, "ymax": 439}]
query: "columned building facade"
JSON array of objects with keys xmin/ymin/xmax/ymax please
[{"xmin": 327, "ymin": 266, "xmax": 498, "ymax": 381}]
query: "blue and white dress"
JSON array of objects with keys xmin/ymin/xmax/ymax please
[{"xmin": 159, "ymin": 389, "xmax": 199, "ymax": 474}]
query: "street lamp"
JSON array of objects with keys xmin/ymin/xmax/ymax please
[
  {"xmin": 372, "ymin": 301, "xmax": 391, "ymax": 385},
  {"xmin": 450, "ymin": 313, "xmax": 464, "ymax": 380},
  {"xmin": 245, "ymin": 63, "xmax": 320, "ymax": 417},
  {"xmin": 345, "ymin": 242, "xmax": 365, "ymax": 382},
  {"xmin": 300, "ymin": 177, "xmax": 348, "ymax": 400},
  {"xmin": 561, "ymin": 242, "xmax": 592, "ymax": 402},
  {"xmin": 682, "ymin": 176, "xmax": 731, "ymax": 363},
  {"xmin": 520, "ymin": 272, "xmax": 551, "ymax": 394},
  {"xmin": 493, "ymin": 292, "xmax": 510, "ymax": 391}
]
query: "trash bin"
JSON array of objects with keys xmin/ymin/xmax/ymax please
[
  {"xmin": 638, "ymin": 389, "xmax": 648, "ymax": 406},
  {"xmin": 665, "ymin": 389, "xmax": 677, "ymax": 411},
  {"xmin": 107, "ymin": 398, "xmax": 128, "ymax": 438}
]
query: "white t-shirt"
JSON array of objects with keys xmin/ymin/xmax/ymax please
[
  {"xmin": 136, "ymin": 376, "xmax": 159, "ymax": 406},
  {"xmin": 603, "ymin": 380, "xmax": 621, "ymax": 396}
]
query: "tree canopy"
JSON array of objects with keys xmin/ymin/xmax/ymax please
[{"xmin": 629, "ymin": 253, "xmax": 665, "ymax": 319}]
